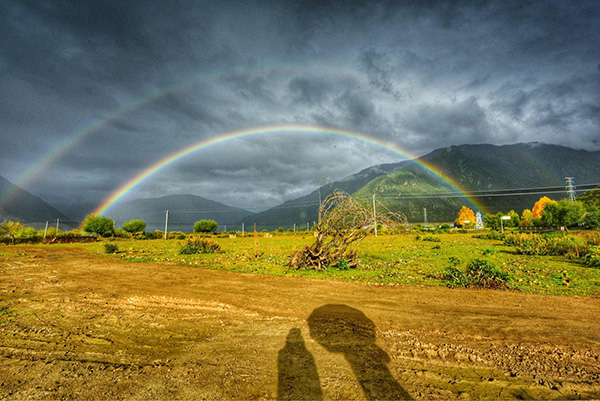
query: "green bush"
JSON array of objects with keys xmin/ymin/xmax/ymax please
[
  {"xmin": 417, "ymin": 235, "xmax": 440, "ymax": 242},
  {"xmin": 194, "ymin": 220, "xmax": 218, "ymax": 233},
  {"xmin": 465, "ymin": 259, "xmax": 509, "ymax": 289},
  {"xmin": 104, "ymin": 243, "xmax": 118, "ymax": 254},
  {"xmin": 504, "ymin": 232, "xmax": 587, "ymax": 258},
  {"xmin": 443, "ymin": 258, "xmax": 509, "ymax": 289},
  {"xmin": 122, "ymin": 219, "xmax": 146, "ymax": 233},
  {"xmin": 83, "ymin": 214, "xmax": 115, "ymax": 237},
  {"xmin": 178, "ymin": 238, "xmax": 222, "ymax": 254},
  {"xmin": 583, "ymin": 248, "xmax": 600, "ymax": 268},
  {"xmin": 473, "ymin": 232, "xmax": 506, "ymax": 240}
]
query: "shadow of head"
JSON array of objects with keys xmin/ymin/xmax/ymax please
[{"xmin": 307, "ymin": 304, "xmax": 380, "ymax": 354}]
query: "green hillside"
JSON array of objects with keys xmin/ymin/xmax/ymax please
[
  {"xmin": 354, "ymin": 165, "xmax": 468, "ymax": 223},
  {"xmin": 577, "ymin": 185, "xmax": 600, "ymax": 207},
  {"xmin": 237, "ymin": 142, "xmax": 600, "ymax": 227},
  {"xmin": 357, "ymin": 143, "xmax": 600, "ymax": 222}
]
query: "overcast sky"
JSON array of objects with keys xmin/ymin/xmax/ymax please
[{"xmin": 1, "ymin": 0, "xmax": 599, "ymax": 213}]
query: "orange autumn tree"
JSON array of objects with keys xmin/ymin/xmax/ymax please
[
  {"xmin": 531, "ymin": 196, "xmax": 557, "ymax": 219},
  {"xmin": 457, "ymin": 206, "xmax": 476, "ymax": 228}
]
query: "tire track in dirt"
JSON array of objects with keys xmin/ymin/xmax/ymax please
[{"xmin": 1, "ymin": 246, "xmax": 600, "ymax": 399}]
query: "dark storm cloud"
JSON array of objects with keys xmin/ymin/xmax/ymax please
[
  {"xmin": 1, "ymin": 0, "xmax": 600, "ymax": 213},
  {"xmin": 288, "ymin": 77, "xmax": 331, "ymax": 105},
  {"xmin": 360, "ymin": 48, "xmax": 401, "ymax": 99}
]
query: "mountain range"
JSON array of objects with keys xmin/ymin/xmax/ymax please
[
  {"xmin": 105, "ymin": 194, "xmax": 254, "ymax": 232},
  {"xmin": 240, "ymin": 142, "xmax": 600, "ymax": 227},
  {"xmin": 0, "ymin": 175, "xmax": 72, "ymax": 229},
  {"xmin": 2, "ymin": 142, "xmax": 599, "ymax": 230}
]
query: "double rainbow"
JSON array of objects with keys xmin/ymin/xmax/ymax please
[{"xmin": 94, "ymin": 125, "xmax": 488, "ymax": 216}]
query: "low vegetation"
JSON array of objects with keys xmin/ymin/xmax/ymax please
[
  {"xmin": 443, "ymin": 257, "xmax": 510, "ymax": 289},
  {"xmin": 178, "ymin": 237, "xmax": 222, "ymax": 254}
]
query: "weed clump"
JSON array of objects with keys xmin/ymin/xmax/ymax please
[
  {"xmin": 504, "ymin": 233, "xmax": 584, "ymax": 258},
  {"xmin": 416, "ymin": 235, "xmax": 441, "ymax": 242},
  {"xmin": 104, "ymin": 243, "xmax": 118, "ymax": 254},
  {"xmin": 443, "ymin": 257, "xmax": 509, "ymax": 289},
  {"xmin": 472, "ymin": 232, "xmax": 506, "ymax": 240},
  {"xmin": 179, "ymin": 238, "xmax": 222, "ymax": 255}
]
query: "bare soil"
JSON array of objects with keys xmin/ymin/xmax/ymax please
[{"xmin": 1, "ymin": 246, "xmax": 600, "ymax": 400}]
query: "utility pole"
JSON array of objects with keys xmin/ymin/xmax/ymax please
[
  {"xmin": 293, "ymin": 223, "xmax": 296, "ymax": 233},
  {"xmin": 306, "ymin": 222, "xmax": 309, "ymax": 231},
  {"xmin": 242, "ymin": 223, "xmax": 245, "ymax": 236},
  {"xmin": 224, "ymin": 225, "xmax": 226, "ymax": 232},
  {"xmin": 164, "ymin": 210, "xmax": 169, "ymax": 239},
  {"xmin": 56, "ymin": 218, "xmax": 59, "ymax": 232},
  {"xmin": 566, "ymin": 177, "xmax": 576, "ymax": 202},
  {"xmin": 43, "ymin": 221, "xmax": 48, "ymax": 239},
  {"xmin": 423, "ymin": 208, "xmax": 428, "ymax": 227},
  {"xmin": 254, "ymin": 223, "xmax": 256, "ymax": 233},
  {"xmin": 372, "ymin": 194, "xmax": 377, "ymax": 238}
]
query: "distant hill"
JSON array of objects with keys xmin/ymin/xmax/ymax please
[
  {"xmin": 237, "ymin": 161, "xmax": 408, "ymax": 230},
  {"xmin": 356, "ymin": 142, "xmax": 600, "ymax": 222},
  {"xmin": 0, "ymin": 175, "xmax": 73, "ymax": 228},
  {"xmin": 239, "ymin": 143, "xmax": 600, "ymax": 227},
  {"xmin": 106, "ymin": 194, "xmax": 254, "ymax": 232},
  {"xmin": 577, "ymin": 185, "xmax": 600, "ymax": 207}
]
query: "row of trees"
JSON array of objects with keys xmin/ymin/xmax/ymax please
[
  {"xmin": 457, "ymin": 196, "xmax": 599, "ymax": 230},
  {"xmin": 81, "ymin": 215, "xmax": 219, "ymax": 237}
]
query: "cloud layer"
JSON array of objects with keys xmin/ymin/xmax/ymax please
[{"xmin": 1, "ymin": 0, "xmax": 598, "ymax": 213}]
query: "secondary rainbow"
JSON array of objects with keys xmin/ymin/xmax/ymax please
[{"xmin": 94, "ymin": 125, "xmax": 489, "ymax": 216}]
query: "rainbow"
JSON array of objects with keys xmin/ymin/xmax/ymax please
[{"xmin": 94, "ymin": 125, "xmax": 489, "ymax": 216}]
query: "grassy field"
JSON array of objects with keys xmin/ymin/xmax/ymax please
[{"xmin": 54, "ymin": 230, "xmax": 600, "ymax": 297}]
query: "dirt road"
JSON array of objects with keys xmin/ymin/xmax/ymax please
[{"xmin": 1, "ymin": 246, "xmax": 599, "ymax": 399}]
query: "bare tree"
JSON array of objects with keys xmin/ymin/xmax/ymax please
[{"xmin": 288, "ymin": 191, "xmax": 407, "ymax": 270}]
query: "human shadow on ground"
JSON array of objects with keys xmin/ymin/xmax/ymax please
[
  {"xmin": 277, "ymin": 327, "xmax": 323, "ymax": 400},
  {"xmin": 308, "ymin": 304, "xmax": 413, "ymax": 400},
  {"xmin": 277, "ymin": 304, "xmax": 412, "ymax": 400}
]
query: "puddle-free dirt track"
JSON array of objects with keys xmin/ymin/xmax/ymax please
[{"xmin": 1, "ymin": 246, "xmax": 599, "ymax": 400}]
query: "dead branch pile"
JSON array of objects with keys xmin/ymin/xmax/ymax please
[{"xmin": 288, "ymin": 190, "xmax": 408, "ymax": 270}]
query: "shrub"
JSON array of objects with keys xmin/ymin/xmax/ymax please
[
  {"xmin": 144, "ymin": 230, "xmax": 164, "ymax": 240},
  {"xmin": 465, "ymin": 259, "xmax": 509, "ymax": 289},
  {"xmin": 178, "ymin": 238, "xmax": 222, "ymax": 254},
  {"xmin": 504, "ymin": 232, "xmax": 587, "ymax": 258},
  {"xmin": 418, "ymin": 235, "xmax": 440, "ymax": 242},
  {"xmin": 194, "ymin": 220, "xmax": 218, "ymax": 233},
  {"xmin": 277, "ymin": 227, "xmax": 285, "ymax": 233},
  {"xmin": 473, "ymin": 232, "xmax": 505, "ymax": 240},
  {"xmin": 83, "ymin": 214, "xmax": 115, "ymax": 237},
  {"xmin": 122, "ymin": 219, "xmax": 146, "ymax": 233},
  {"xmin": 443, "ymin": 258, "xmax": 509, "ymax": 289},
  {"xmin": 583, "ymin": 248, "xmax": 600, "ymax": 268},
  {"xmin": 335, "ymin": 258, "xmax": 350, "ymax": 270},
  {"xmin": 113, "ymin": 228, "xmax": 130, "ymax": 238},
  {"xmin": 585, "ymin": 232, "xmax": 600, "ymax": 246},
  {"xmin": 104, "ymin": 243, "xmax": 118, "ymax": 254}
]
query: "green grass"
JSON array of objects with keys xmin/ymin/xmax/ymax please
[{"xmin": 44, "ymin": 231, "xmax": 600, "ymax": 296}]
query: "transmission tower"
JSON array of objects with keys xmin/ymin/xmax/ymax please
[
  {"xmin": 475, "ymin": 212, "xmax": 484, "ymax": 229},
  {"xmin": 565, "ymin": 177, "xmax": 576, "ymax": 202}
]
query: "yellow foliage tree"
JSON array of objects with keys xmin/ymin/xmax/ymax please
[
  {"xmin": 531, "ymin": 196, "xmax": 557, "ymax": 219},
  {"xmin": 457, "ymin": 206, "xmax": 476, "ymax": 228},
  {"xmin": 520, "ymin": 209, "xmax": 533, "ymax": 226}
]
